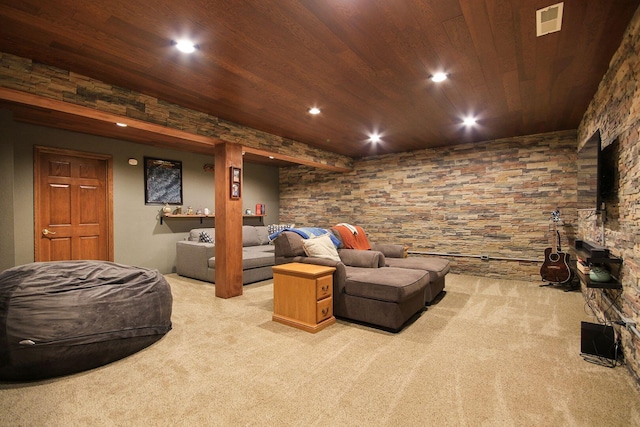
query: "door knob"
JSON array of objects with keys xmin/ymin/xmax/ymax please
[{"xmin": 42, "ymin": 229, "xmax": 56, "ymax": 235}]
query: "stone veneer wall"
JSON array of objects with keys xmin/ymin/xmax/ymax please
[
  {"xmin": 0, "ymin": 52, "xmax": 352, "ymax": 171},
  {"xmin": 577, "ymin": 7, "xmax": 640, "ymax": 383},
  {"xmin": 279, "ymin": 130, "xmax": 578, "ymax": 281}
]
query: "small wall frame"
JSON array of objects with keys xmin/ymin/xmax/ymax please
[
  {"xmin": 230, "ymin": 166, "xmax": 241, "ymax": 199},
  {"xmin": 144, "ymin": 157, "xmax": 183, "ymax": 205}
]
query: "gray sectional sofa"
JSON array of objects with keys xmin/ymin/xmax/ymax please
[
  {"xmin": 273, "ymin": 230, "xmax": 450, "ymax": 332},
  {"xmin": 176, "ymin": 226, "xmax": 275, "ymax": 284}
]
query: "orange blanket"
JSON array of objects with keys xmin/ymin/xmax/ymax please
[{"xmin": 333, "ymin": 225, "xmax": 371, "ymax": 250}]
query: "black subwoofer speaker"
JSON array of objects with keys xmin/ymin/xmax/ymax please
[{"xmin": 580, "ymin": 321, "xmax": 617, "ymax": 360}]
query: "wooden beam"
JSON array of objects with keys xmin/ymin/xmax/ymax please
[
  {"xmin": 242, "ymin": 146, "xmax": 351, "ymax": 172},
  {"xmin": 214, "ymin": 143, "xmax": 244, "ymax": 298},
  {"xmin": 0, "ymin": 87, "xmax": 351, "ymax": 172},
  {"xmin": 0, "ymin": 87, "xmax": 220, "ymax": 149}
]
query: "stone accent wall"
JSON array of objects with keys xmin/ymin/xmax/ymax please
[
  {"xmin": 0, "ymin": 52, "xmax": 352, "ymax": 171},
  {"xmin": 577, "ymin": 7, "xmax": 640, "ymax": 383},
  {"xmin": 280, "ymin": 130, "xmax": 578, "ymax": 281}
]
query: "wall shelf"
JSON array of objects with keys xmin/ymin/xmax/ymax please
[
  {"xmin": 160, "ymin": 214, "xmax": 265, "ymax": 225},
  {"xmin": 576, "ymin": 269, "xmax": 622, "ymax": 290},
  {"xmin": 574, "ymin": 240, "xmax": 623, "ymax": 290}
]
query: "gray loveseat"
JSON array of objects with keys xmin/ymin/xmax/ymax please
[
  {"xmin": 273, "ymin": 230, "xmax": 448, "ymax": 332},
  {"xmin": 176, "ymin": 226, "xmax": 275, "ymax": 284}
]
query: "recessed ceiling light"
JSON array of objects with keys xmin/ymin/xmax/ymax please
[
  {"xmin": 174, "ymin": 39, "xmax": 197, "ymax": 53},
  {"xmin": 116, "ymin": 122, "xmax": 127, "ymax": 127},
  {"xmin": 268, "ymin": 156, "xmax": 274, "ymax": 159},
  {"xmin": 369, "ymin": 133, "xmax": 382, "ymax": 143},
  {"xmin": 430, "ymin": 72, "xmax": 448, "ymax": 83},
  {"xmin": 308, "ymin": 107, "xmax": 321, "ymax": 115},
  {"xmin": 462, "ymin": 117, "xmax": 477, "ymax": 126}
]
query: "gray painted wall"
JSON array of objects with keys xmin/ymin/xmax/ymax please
[
  {"xmin": 242, "ymin": 162, "xmax": 279, "ymax": 222},
  {"xmin": 0, "ymin": 126, "xmax": 15, "ymax": 272},
  {"xmin": 0, "ymin": 109, "xmax": 280, "ymax": 273}
]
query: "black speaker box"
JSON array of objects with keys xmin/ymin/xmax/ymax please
[{"xmin": 581, "ymin": 321, "xmax": 617, "ymax": 360}]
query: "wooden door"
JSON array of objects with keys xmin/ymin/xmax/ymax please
[{"xmin": 34, "ymin": 146, "xmax": 113, "ymax": 262}]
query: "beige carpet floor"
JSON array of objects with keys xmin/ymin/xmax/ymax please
[{"xmin": 1, "ymin": 273, "xmax": 639, "ymax": 426}]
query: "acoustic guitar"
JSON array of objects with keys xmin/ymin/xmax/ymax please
[{"xmin": 540, "ymin": 210, "xmax": 572, "ymax": 284}]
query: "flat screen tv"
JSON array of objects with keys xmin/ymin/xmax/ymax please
[
  {"xmin": 599, "ymin": 137, "xmax": 619, "ymax": 208},
  {"xmin": 577, "ymin": 130, "xmax": 619, "ymax": 211}
]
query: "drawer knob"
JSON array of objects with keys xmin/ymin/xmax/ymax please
[
  {"xmin": 322, "ymin": 308, "xmax": 329, "ymax": 316},
  {"xmin": 322, "ymin": 285, "xmax": 329, "ymax": 292}
]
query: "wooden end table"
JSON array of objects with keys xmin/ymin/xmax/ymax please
[{"xmin": 272, "ymin": 262, "xmax": 336, "ymax": 333}]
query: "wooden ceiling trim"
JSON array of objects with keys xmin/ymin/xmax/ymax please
[
  {"xmin": 4, "ymin": 104, "xmax": 218, "ymax": 156},
  {"xmin": 0, "ymin": 86, "xmax": 352, "ymax": 172},
  {"xmin": 0, "ymin": 87, "xmax": 220, "ymax": 148},
  {"xmin": 241, "ymin": 146, "xmax": 351, "ymax": 173}
]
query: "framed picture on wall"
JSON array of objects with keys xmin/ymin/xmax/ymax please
[
  {"xmin": 144, "ymin": 157, "xmax": 183, "ymax": 205},
  {"xmin": 230, "ymin": 166, "xmax": 241, "ymax": 199}
]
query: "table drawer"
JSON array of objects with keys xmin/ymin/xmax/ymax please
[
  {"xmin": 316, "ymin": 275, "xmax": 332, "ymax": 300},
  {"xmin": 316, "ymin": 297, "xmax": 333, "ymax": 322}
]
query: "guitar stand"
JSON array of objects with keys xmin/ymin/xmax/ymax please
[{"xmin": 539, "ymin": 276, "xmax": 579, "ymax": 292}]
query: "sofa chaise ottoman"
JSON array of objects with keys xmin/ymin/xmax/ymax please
[{"xmin": 330, "ymin": 224, "xmax": 449, "ymax": 304}]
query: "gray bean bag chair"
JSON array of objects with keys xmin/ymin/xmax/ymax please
[{"xmin": 0, "ymin": 261, "xmax": 172, "ymax": 381}]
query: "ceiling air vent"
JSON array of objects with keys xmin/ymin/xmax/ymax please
[{"xmin": 536, "ymin": 2, "xmax": 564, "ymax": 37}]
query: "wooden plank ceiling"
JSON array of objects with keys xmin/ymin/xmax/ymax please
[{"xmin": 0, "ymin": 0, "xmax": 638, "ymax": 163}]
